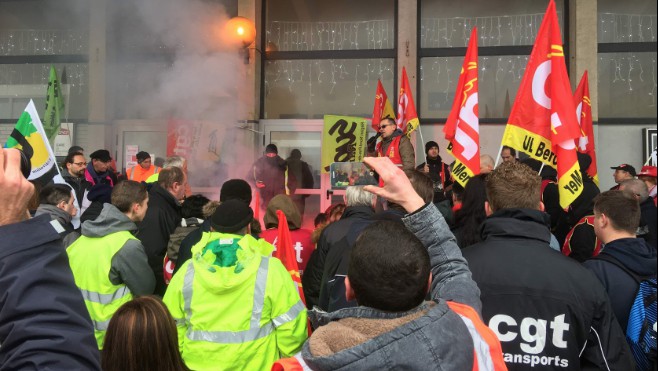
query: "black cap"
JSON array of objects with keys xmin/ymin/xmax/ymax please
[
  {"xmin": 211, "ymin": 199, "xmax": 254, "ymax": 233},
  {"xmin": 265, "ymin": 144, "xmax": 278, "ymax": 154},
  {"xmin": 220, "ymin": 179, "xmax": 252, "ymax": 205},
  {"xmin": 90, "ymin": 149, "xmax": 112, "ymax": 162},
  {"xmin": 610, "ymin": 164, "xmax": 636, "ymax": 176},
  {"xmin": 425, "ymin": 141, "xmax": 439, "ymax": 155},
  {"xmin": 136, "ymin": 151, "xmax": 151, "ymax": 163}
]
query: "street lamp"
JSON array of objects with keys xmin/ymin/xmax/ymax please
[{"xmin": 226, "ymin": 16, "xmax": 256, "ymax": 64}]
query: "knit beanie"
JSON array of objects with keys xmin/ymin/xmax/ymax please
[
  {"xmin": 211, "ymin": 199, "xmax": 254, "ymax": 233},
  {"xmin": 265, "ymin": 144, "xmax": 278, "ymax": 154},
  {"xmin": 425, "ymin": 141, "xmax": 439, "ymax": 155},
  {"xmin": 136, "ymin": 151, "xmax": 151, "ymax": 163},
  {"xmin": 220, "ymin": 179, "xmax": 252, "ymax": 205}
]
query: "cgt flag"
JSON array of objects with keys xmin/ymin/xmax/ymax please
[
  {"xmin": 43, "ymin": 66, "xmax": 65, "ymax": 144},
  {"xmin": 573, "ymin": 71, "xmax": 599, "ymax": 186},
  {"xmin": 371, "ymin": 79, "xmax": 396, "ymax": 132},
  {"xmin": 397, "ymin": 67, "xmax": 420, "ymax": 136},
  {"xmin": 500, "ymin": 0, "xmax": 583, "ymax": 209},
  {"xmin": 274, "ymin": 210, "xmax": 306, "ymax": 306},
  {"xmin": 444, "ymin": 27, "xmax": 480, "ymax": 187}
]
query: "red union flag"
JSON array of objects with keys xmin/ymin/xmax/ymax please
[
  {"xmin": 397, "ymin": 67, "xmax": 420, "ymax": 136},
  {"xmin": 444, "ymin": 27, "xmax": 480, "ymax": 187},
  {"xmin": 274, "ymin": 210, "xmax": 306, "ymax": 306},
  {"xmin": 573, "ymin": 71, "xmax": 599, "ymax": 186},
  {"xmin": 371, "ymin": 80, "xmax": 396, "ymax": 131},
  {"xmin": 501, "ymin": 0, "xmax": 583, "ymax": 209}
]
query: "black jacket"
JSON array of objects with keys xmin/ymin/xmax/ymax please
[
  {"xmin": 638, "ymin": 197, "xmax": 657, "ymax": 249},
  {"xmin": 302, "ymin": 205, "xmax": 374, "ymax": 309},
  {"xmin": 173, "ymin": 219, "xmax": 211, "ymax": 276},
  {"xmin": 137, "ymin": 183, "xmax": 181, "ymax": 296},
  {"xmin": 62, "ymin": 171, "xmax": 91, "ymax": 208},
  {"xmin": 416, "ymin": 156, "xmax": 453, "ymax": 203},
  {"xmin": 0, "ymin": 215, "xmax": 101, "ymax": 369},
  {"xmin": 462, "ymin": 208, "xmax": 634, "ymax": 371},
  {"xmin": 584, "ymin": 238, "xmax": 657, "ymax": 333}
]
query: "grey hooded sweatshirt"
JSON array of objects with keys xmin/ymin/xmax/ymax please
[{"xmin": 80, "ymin": 203, "xmax": 155, "ymax": 295}]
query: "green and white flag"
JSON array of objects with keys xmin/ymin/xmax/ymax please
[{"xmin": 43, "ymin": 65, "xmax": 65, "ymax": 143}]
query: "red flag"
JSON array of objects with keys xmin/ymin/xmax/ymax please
[
  {"xmin": 372, "ymin": 80, "xmax": 396, "ymax": 131},
  {"xmin": 501, "ymin": 0, "xmax": 583, "ymax": 209},
  {"xmin": 273, "ymin": 210, "xmax": 306, "ymax": 306},
  {"xmin": 397, "ymin": 67, "xmax": 420, "ymax": 136},
  {"xmin": 253, "ymin": 192, "xmax": 260, "ymax": 221},
  {"xmin": 573, "ymin": 71, "xmax": 599, "ymax": 186},
  {"xmin": 444, "ymin": 27, "xmax": 480, "ymax": 187}
]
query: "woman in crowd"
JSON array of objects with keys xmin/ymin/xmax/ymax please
[{"xmin": 452, "ymin": 174, "xmax": 488, "ymax": 249}]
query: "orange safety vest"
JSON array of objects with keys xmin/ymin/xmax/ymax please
[
  {"xmin": 127, "ymin": 165, "xmax": 161, "ymax": 182},
  {"xmin": 376, "ymin": 135, "xmax": 403, "ymax": 166},
  {"xmin": 272, "ymin": 302, "xmax": 508, "ymax": 371},
  {"xmin": 561, "ymin": 215, "xmax": 602, "ymax": 258}
]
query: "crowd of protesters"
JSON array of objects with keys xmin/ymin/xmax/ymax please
[{"xmin": 0, "ymin": 136, "xmax": 655, "ymax": 370}]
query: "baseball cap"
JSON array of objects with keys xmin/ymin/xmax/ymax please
[
  {"xmin": 610, "ymin": 164, "xmax": 636, "ymax": 176},
  {"xmin": 638, "ymin": 165, "xmax": 657, "ymax": 178}
]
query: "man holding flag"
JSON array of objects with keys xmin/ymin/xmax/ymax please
[
  {"xmin": 574, "ymin": 71, "xmax": 599, "ymax": 186},
  {"xmin": 500, "ymin": 0, "xmax": 583, "ymax": 210},
  {"xmin": 444, "ymin": 27, "xmax": 480, "ymax": 188}
]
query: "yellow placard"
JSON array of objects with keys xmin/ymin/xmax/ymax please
[{"xmin": 321, "ymin": 115, "xmax": 368, "ymax": 173}]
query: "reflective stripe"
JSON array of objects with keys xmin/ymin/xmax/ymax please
[
  {"xmin": 174, "ymin": 318, "xmax": 186, "ymax": 326},
  {"xmin": 93, "ymin": 318, "xmax": 111, "ymax": 331},
  {"xmin": 250, "ymin": 257, "xmax": 270, "ymax": 327},
  {"xmin": 456, "ymin": 312, "xmax": 495, "ymax": 371},
  {"xmin": 129, "ymin": 167, "xmax": 135, "ymax": 180},
  {"xmin": 80, "ymin": 286, "xmax": 131, "ymax": 305},
  {"xmin": 272, "ymin": 300, "xmax": 305, "ymax": 327},
  {"xmin": 182, "ymin": 263, "xmax": 195, "ymax": 325},
  {"xmin": 188, "ymin": 323, "xmax": 275, "ymax": 344}
]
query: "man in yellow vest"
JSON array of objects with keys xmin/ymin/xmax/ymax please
[
  {"xmin": 163, "ymin": 199, "xmax": 307, "ymax": 370},
  {"xmin": 67, "ymin": 180, "xmax": 155, "ymax": 349},
  {"xmin": 126, "ymin": 151, "xmax": 161, "ymax": 182}
]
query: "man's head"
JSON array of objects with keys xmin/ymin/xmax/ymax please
[
  {"xmin": 405, "ymin": 170, "xmax": 435, "ymax": 204},
  {"xmin": 181, "ymin": 194, "xmax": 210, "ymax": 219},
  {"xmin": 89, "ymin": 149, "xmax": 112, "ymax": 174},
  {"xmin": 619, "ymin": 178, "xmax": 649, "ymax": 202},
  {"xmin": 425, "ymin": 141, "xmax": 439, "ymax": 159},
  {"xmin": 158, "ymin": 167, "xmax": 187, "ymax": 201},
  {"xmin": 345, "ymin": 186, "xmax": 375, "ymax": 208},
  {"xmin": 63, "ymin": 151, "xmax": 87, "ymax": 178},
  {"xmin": 39, "ymin": 184, "xmax": 76, "ymax": 217},
  {"xmin": 163, "ymin": 156, "xmax": 187, "ymax": 173},
  {"xmin": 220, "ymin": 179, "xmax": 252, "ymax": 205},
  {"xmin": 265, "ymin": 144, "xmax": 278, "ymax": 156},
  {"xmin": 378, "ymin": 117, "xmax": 397, "ymax": 139},
  {"xmin": 347, "ymin": 221, "xmax": 430, "ymax": 312},
  {"xmin": 638, "ymin": 165, "xmax": 657, "ymax": 190},
  {"xmin": 486, "ymin": 161, "xmax": 542, "ymax": 214},
  {"xmin": 136, "ymin": 151, "xmax": 152, "ymax": 170},
  {"xmin": 593, "ymin": 190, "xmax": 640, "ymax": 243},
  {"xmin": 211, "ymin": 199, "xmax": 253, "ymax": 235},
  {"xmin": 480, "ymin": 154, "xmax": 495, "ymax": 174},
  {"xmin": 68, "ymin": 145, "xmax": 84, "ymax": 155},
  {"xmin": 501, "ymin": 146, "xmax": 517, "ymax": 163},
  {"xmin": 611, "ymin": 164, "xmax": 636, "ymax": 184},
  {"xmin": 111, "ymin": 180, "xmax": 149, "ymax": 222}
]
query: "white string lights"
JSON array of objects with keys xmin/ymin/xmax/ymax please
[
  {"xmin": 598, "ymin": 13, "xmax": 657, "ymax": 43},
  {"xmin": 267, "ymin": 20, "xmax": 393, "ymax": 51},
  {"xmin": 0, "ymin": 63, "xmax": 88, "ymax": 92},
  {"xmin": 598, "ymin": 53, "xmax": 657, "ymax": 116},
  {"xmin": 0, "ymin": 29, "xmax": 87, "ymax": 55}
]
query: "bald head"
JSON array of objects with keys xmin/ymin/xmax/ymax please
[
  {"xmin": 480, "ymin": 154, "xmax": 495, "ymax": 174},
  {"xmin": 620, "ymin": 178, "xmax": 649, "ymax": 201}
]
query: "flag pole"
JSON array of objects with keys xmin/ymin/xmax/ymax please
[
  {"xmin": 494, "ymin": 144, "xmax": 504, "ymax": 167},
  {"xmin": 417, "ymin": 126, "xmax": 426, "ymax": 164},
  {"xmin": 538, "ymin": 162, "xmax": 545, "ymax": 175},
  {"xmin": 644, "ymin": 149, "xmax": 656, "ymax": 166}
]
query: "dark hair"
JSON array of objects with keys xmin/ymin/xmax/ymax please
[
  {"xmin": 381, "ymin": 117, "xmax": 396, "ymax": 127},
  {"xmin": 181, "ymin": 194, "xmax": 210, "ymax": 219},
  {"xmin": 112, "ymin": 181, "xmax": 148, "ymax": 212},
  {"xmin": 486, "ymin": 161, "xmax": 541, "ymax": 211},
  {"xmin": 314, "ymin": 212, "xmax": 328, "ymax": 228},
  {"xmin": 593, "ymin": 190, "xmax": 640, "ymax": 234},
  {"xmin": 405, "ymin": 169, "xmax": 434, "ymax": 204},
  {"xmin": 158, "ymin": 167, "xmax": 186, "ymax": 190},
  {"xmin": 39, "ymin": 184, "xmax": 73, "ymax": 206},
  {"xmin": 62, "ymin": 151, "xmax": 84, "ymax": 168},
  {"xmin": 453, "ymin": 174, "xmax": 488, "ymax": 248},
  {"xmin": 102, "ymin": 296, "xmax": 188, "ymax": 371},
  {"xmin": 68, "ymin": 145, "xmax": 84, "ymax": 154},
  {"xmin": 348, "ymin": 221, "xmax": 430, "ymax": 312},
  {"xmin": 452, "ymin": 181, "xmax": 465, "ymax": 202},
  {"xmin": 326, "ymin": 203, "xmax": 346, "ymax": 222},
  {"xmin": 502, "ymin": 145, "xmax": 516, "ymax": 157}
]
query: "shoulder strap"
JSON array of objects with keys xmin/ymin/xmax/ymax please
[{"xmin": 593, "ymin": 254, "xmax": 644, "ymax": 284}]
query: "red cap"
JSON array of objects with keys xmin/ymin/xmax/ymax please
[{"xmin": 638, "ymin": 166, "xmax": 657, "ymax": 178}]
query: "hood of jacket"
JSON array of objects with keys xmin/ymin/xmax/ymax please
[
  {"xmin": 480, "ymin": 208, "xmax": 552, "ymax": 244},
  {"xmin": 601, "ymin": 237, "xmax": 657, "ymax": 277},
  {"xmin": 35, "ymin": 204, "xmax": 72, "ymax": 226},
  {"xmin": 190, "ymin": 232, "xmax": 275, "ymax": 294},
  {"xmin": 381, "ymin": 128, "xmax": 403, "ymax": 145},
  {"xmin": 81, "ymin": 203, "xmax": 137, "ymax": 237},
  {"xmin": 340, "ymin": 205, "xmax": 374, "ymax": 220},
  {"xmin": 264, "ymin": 194, "xmax": 301, "ymax": 230}
]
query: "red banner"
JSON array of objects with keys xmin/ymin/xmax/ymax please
[
  {"xmin": 397, "ymin": 67, "xmax": 420, "ymax": 136},
  {"xmin": 371, "ymin": 80, "xmax": 396, "ymax": 132},
  {"xmin": 573, "ymin": 71, "xmax": 599, "ymax": 186}
]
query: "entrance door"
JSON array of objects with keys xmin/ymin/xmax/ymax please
[{"xmin": 260, "ymin": 119, "xmax": 345, "ymax": 229}]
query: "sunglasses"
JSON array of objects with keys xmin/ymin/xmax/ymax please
[{"xmin": 379, "ymin": 123, "xmax": 394, "ymax": 130}]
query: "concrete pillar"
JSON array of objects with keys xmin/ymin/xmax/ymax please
[
  {"xmin": 569, "ymin": 0, "xmax": 598, "ymax": 121},
  {"xmin": 398, "ymin": 0, "xmax": 418, "ymax": 94},
  {"xmin": 238, "ymin": 0, "xmax": 260, "ymax": 121},
  {"xmin": 88, "ymin": 0, "xmax": 106, "ymax": 123}
]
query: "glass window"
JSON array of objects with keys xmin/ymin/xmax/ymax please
[
  {"xmin": 263, "ymin": 58, "xmax": 395, "ymax": 119},
  {"xmin": 265, "ymin": 0, "xmax": 395, "ymax": 51},
  {"xmin": 420, "ymin": 0, "xmax": 564, "ymax": 48},
  {"xmin": 598, "ymin": 0, "xmax": 657, "ymax": 43},
  {"xmin": 420, "ymin": 56, "xmax": 528, "ymax": 119},
  {"xmin": 598, "ymin": 52, "xmax": 657, "ymax": 118},
  {"xmin": 0, "ymin": 0, "xmax": 89, "ymax": 56}
]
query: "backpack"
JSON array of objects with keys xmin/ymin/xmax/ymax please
[{"xmin": 595, "ymin": 254, "xmax": 657, "ymax": 370}]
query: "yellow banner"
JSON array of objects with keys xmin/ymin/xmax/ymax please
[
  {"xmin": 558, "ymin": 160, "xmax": 584, "ymax": 209},
  {"xmin": 321, "ymin": 115, "xmax": 368, "ymax": 173},
  {"xmin": 502, "ymin": 124, "xmax": 557, "ymax": 169}
]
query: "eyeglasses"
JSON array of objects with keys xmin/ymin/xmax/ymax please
[
  {"xmin": 378, "ymin": 124, "xmax": 394, "ymax": 130},
  {"xmin": 73, "ymin": 162, "xmax": 87, "ymax": 166}
]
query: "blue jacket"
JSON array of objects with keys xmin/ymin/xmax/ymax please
[
  {"xmin": 584, "ymin": 237, "xmax": 657, "ymax": 333},
  {"xmin": 0, "ymin": 215, "xmax": 101, "ymax": 369}
]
